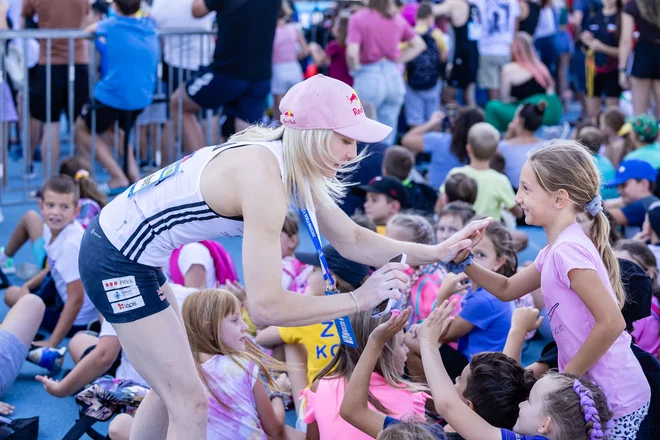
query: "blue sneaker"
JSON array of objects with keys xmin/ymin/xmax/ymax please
[{"xmin": 28, "ymin": 346, "xmax": 67, "ymax": 372}]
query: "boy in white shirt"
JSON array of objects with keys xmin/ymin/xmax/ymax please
[{"xmin": 4, "ymin": 176, "xmax": 98, "ymax": 349}]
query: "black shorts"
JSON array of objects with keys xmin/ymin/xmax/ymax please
[
  {"xmin": 162, "ymin": 62, "xmax": 196, "ymax": 97},
  {"xmin": 80, "ymin": 344, "xmax": 122, "ymax": 377},
  {"xmin": 28, "ymin": 64, "xmax": 89, "ymax": 122},
  {"xmin": 81, "ymin": 100, "xmax": 144, "ymax": 134},
  {"xmin": 631, "ymin": 41, "xmax": 660, "ymax": 80},
  {"xmin": 78, "ymin": 216, "xmax": 168, "ymax": 324},
  {"xmin": 185, "ymin": 65, "xmax": 270, "ymax": 123},
  {"xmin": 448, "ymin": 43, "xmax": 479, "ymax": 90},
  {"xmin": 592, "ymin": 69, "xmax": 622, "ymax": 98}
]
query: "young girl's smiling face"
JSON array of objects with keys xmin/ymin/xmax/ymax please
[
  {"xmin": 220, "ymin": 309, "xmax": 249, "ymax": 352},
  {"xmin": 516, "ymin": 162, "xmax": 557, "ymax": 227}
]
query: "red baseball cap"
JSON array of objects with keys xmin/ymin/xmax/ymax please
[{"xmin": 279, "ymin": 75, "xmax": 392, "ymax": 143}]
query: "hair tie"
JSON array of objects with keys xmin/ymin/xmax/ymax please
[
  {"xmin": 585, "ymin": 194, "xmax": 602, "ymax": 217},
  {"xmin": 617, "ymin": 123, "xmax": 632, "ymax": 136},
  {"xmin": 74, "ymin": 169, "xmax": 90, "ymax": 182},
  {"xmin": 573, "ymin": 379, "xmax": 605, "ymax": 440}
]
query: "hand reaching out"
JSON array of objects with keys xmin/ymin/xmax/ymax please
[
  {"xmin": 511, "ymin": 307, "xmax": 544, "ymax": 334},
  {"xmin": 420, "ymin": 299, "xmax": 457, "ymax": 347},
  {"xmin": 368, "ymin": 307, "xmax": 412, "ymax": 347},
  {"xmin": 274, "ymin": 373, "xmax": 291, "ymax": 394},
  {"xmin": 441, "ymin": 218, "xmax": 492, "ymax": 263}
]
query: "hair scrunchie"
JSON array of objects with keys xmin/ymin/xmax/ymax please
[
  {"xmin": 573, "ymin": 379, "xmax": 605, "ymax": 440},
  {"xmin": 585, "ymin": 194, "xmax": 602, "ymax": 217},
  {"xmin": 74, "ymin": 169, "xmax": 90, "ymax": 182}
]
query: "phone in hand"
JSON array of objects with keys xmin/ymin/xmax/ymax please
[{"xmin": 371, "ymin": 253, "xmax": 407, "ymax": 318}]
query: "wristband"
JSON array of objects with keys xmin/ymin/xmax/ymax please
[
  {"xmin": 349, "ymin": 291, "xmax": 361, "ymax": 313},
  {"xmin": 445, "ymin": 252, "xmax": 474, "ymax": 274},
  {"xmin": 268, "ymin": 390, "xmax": 288, "ymax": 402}
]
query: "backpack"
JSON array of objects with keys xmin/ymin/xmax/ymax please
[
  {"xmin": 403, "ymin": 179, "xmax": 438, "ymax": 214},
  {"xmin": 406, "ymin": 29, "xmax": 441, "ymax": 91}
]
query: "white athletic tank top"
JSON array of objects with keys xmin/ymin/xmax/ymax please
[{"xmin": 99, "ymin": 140, "xmax": 310, "ymax": 267}]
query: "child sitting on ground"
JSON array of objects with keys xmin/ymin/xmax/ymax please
[
  {"xmin": 435, "ymin": 174, "xmax": 478, "ymax": 215},
  {"xmin": 360, "ymin": 176, "xmax": 409, "ymax": 235},
  {"xmin": 382, "ymin": 146, "xmax": 438, "ymax": 214},
  {"xmin": 441, "ymin": 123, "xmax": 522, "ymax": 221},
  {"xmin": 4, "ymin": 176, "xmax": 98, "ymax": 352},
  {"xmin": 604, "ymin": 159, "xmax": 659, "ymax": 237}
]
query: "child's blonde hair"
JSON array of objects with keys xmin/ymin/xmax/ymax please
[
  {"xmin": 528, "ymin": 141, "xmax": 625, "ymax": 307},
  {"xmin": 182, "ymin": 289, "xmax": 287, "ymax": 407},
  {"xmin": 467, "ymin": 122, "xmax": 501, "ymax": 161},
  {"xmin": 387, "ymin": 214, "xmax": 435, "ymax": 244},
  {"xmin": 379, "ymin": 421, "xmax": 444, "ymax": 440},
  {"xmin": 230, "ymin": 125, "xmax": 366, "ymax": 210},
  {"xmin": 314, "ymin": 310, "xmax": 427, "ymax": 414}
]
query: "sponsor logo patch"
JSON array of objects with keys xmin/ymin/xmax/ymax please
[
  {"xmin": 106, "ymin": 286, "xmax": 141, "ymax": 303},
  {"xmin": 102, "ymin": 276, "xmax": 136, "ymax": 292},
  {"xmin": 111, "ymin": 296, "xmax": 146, "ymax": 314}
]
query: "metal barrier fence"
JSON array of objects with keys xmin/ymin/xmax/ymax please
[{"xmin": 0, "ymin": 27, "xmax": 217, "ymax": 205}]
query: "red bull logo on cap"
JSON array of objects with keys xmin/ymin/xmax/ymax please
[
  {"xmin": 282, "ymin": 110, "xmax": 296, "ymax": 124},
  {"xmin": 346, "ymin": 90, "xmax": 364, "ymax": 117}
]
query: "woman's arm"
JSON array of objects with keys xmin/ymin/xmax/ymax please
[
  {"xmin": 255, "ymin": 326, "xmax": 285, "ymax": 347},
  {"xmin": 618, "ymin": 12, "xmax": 634, "ymax": 89},
  {"xmin": 397, "ymin": 34, "xmax": 427, "ymax": 64},
  {"xmin": 296, "ymin": 27, "xmax": 310, "ymax": 59},
  {"xmin": 401, "ymin": 111, "xmax": 445, "ymax": 153},
  {"xmin": 420, "ymin": 303, "xmax": 501, "ymax": 440},
  {"xmin": 587, "ymin": 39, "xmax": 619, "ymax": 57},
  {"xmin": 317, "ymin": 200, "xmax": 492, "ymax": 269},
  {"xmin": 346, "ymin": 43, "xmax": 361, "ymax": 71},
  {"xmin": 460, "ymin": 260, "xmax": 542, "ymax": 302},
  {"xmin": 36, "ymin": 336, "xmax": 121, "ymax": 397},
  {"xmin": 308, "ymin": 42, "xmax": 329, "ymax": 67},
  {"xmin": 562, "ymin": 269, "xmax": 625, "ymax": 376},
  {"xmin": 340, "ymin": 309, "xmax": 412, "ymax": 438}
]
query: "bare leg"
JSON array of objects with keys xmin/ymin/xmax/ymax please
[
  {"xmin": 68, "ymin": 332, "xmax": 100, "ymax": 364},
  {"xmin": 0, "ymin": 294, "xmax": 45, "ymax": 346},
  {"xmin": 604, "ymin": 97, "xmax": 619, "ymax": 110},
  {"xmin": 4, "ymin": 285, "xmax": 29, "ymax": 308},
  {"xmin": 630, "ymin": 77, "xmax": 652, "ymax": 117},
  {"xmin": 651, "ymin": 80, "xmax": 660, "ymax": 119},
  {"xmin": 75, "ymin": 117, "xmax": 129, "ymax": 188},
  {"xmin": 29, "ymin": 118, "xmax": 42, "ymax": 159},
  {"xmin": 558, "ymin": 53, "xmax": 571, "ymax": 104},
  {"xmin": 170, "ymin": 87, "xmax": 204, "ymax": 153},
  {"xmin": 43, "ymin": 122, "xmax": 60, "ymax": 177},
  {"xmin": 585, "ymin": 97, "xmax": 602, "ymax": 122},
  {"xmin": 5, "ymin": 210, "xmax": 44, "ymax": 256},
  {"xmin": 112, "ymin": 299, "xmax": 207, "ymax": 439},
  {"xmin": 488, "ymin": 88, "xmax": 500, "ymax": 101},
  {"xmin": 465, "ymin": 83, "xmax": 476, "ymax": 107},
  {"xmin": 123, "ymin": 390, "xmax": 169, "ymax": 440}
]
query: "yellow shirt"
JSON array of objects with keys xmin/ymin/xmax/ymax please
[
  {"xmin": 441, "ymin": 166, "xmax": 516, "ymax": 221},
  {"xmin": 376, "ymin": 225, "xmax": 387, "ymax": 235},
  {"xmin": 414, "ymin": 24, "xmax": 447, "ymax": 53},
  {"xmin": 278, "ymin": 322, "xmax": 341, "ymax": 386}
]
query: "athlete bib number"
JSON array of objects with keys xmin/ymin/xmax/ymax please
[{"xmin": 127, "ymin": 160, "xmax": 181, "ymax": 198}]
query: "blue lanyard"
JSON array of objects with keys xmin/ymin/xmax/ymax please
[{"xmin": 299, "ymin": 205, "xmax": 336, "ymax": 290}]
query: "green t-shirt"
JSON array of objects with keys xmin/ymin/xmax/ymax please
[
  {"xmin": 441, "ymin": 166, "xmax": 516, "ymax": 221},
  {"xmin": 623, "ymin": 143, "xmax": 660, "ymax": 169}
]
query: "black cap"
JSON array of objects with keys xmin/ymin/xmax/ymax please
[
  {"xmin": 356, "ymin": 176, "xmax": 409, "ymax": 208},
  {"xmin": 295, "ymin": 245, "xmax": 370, "ymax": 290},
  {"xmin": 619, "ymin": 258, "xmax": 653, "ymax": 332},
  {"xmin": 647, "ymin": 201, "xmax": 660, "ymax": 239}
]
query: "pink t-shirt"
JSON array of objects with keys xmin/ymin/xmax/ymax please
[
  {"xmin": 631, "ymin": 297, "xmax": 660, "ymax": 358},
  {"xmin": 301, "ymin": 373, "xmax": 429, "ymax": 440},
  {"xmin": 534, "ymin": 223, "xmax": 650, "ymax": 418},
  {"xmin": 202, "ymin": 355, "xmax": 267, "ymax": 440},
  {"xmin": 346, "ymin": 9, "xmax": 416, "ymax": 65},
  {"xmin": 272, "ymin": 23, "xmax": 299, "ymax": 63}
]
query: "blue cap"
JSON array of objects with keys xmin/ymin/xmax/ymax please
[{"xmin": 604, "ymin": 160, "xmax": 657, "ymax": 188}]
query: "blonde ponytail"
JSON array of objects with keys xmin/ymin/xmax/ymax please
[{"xmin": 590, "ymin": 211, "xmax": 626, "ymax": 308}]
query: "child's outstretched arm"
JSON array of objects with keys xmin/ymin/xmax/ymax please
[
  {"xmin": 563, "ymin": 269, "xmax": 625, "ymax": 376},
  {"xmin": 420, "ymin": 301, "xmax": 500, "ymax": 440},
  {"xmin": 503, "ymin": 307, "xmax": 544, "ymax": 363},
  {"xmin": 454, "ymin": 249, "xmax": 542, "ymax": 302},
  {"xmin": 340, "ymin": 307, "xmax": 412, "ymax": 438}
]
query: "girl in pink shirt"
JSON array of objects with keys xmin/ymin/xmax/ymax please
[
  {"xmin": 448, "ymin": 141, "xmax": 650, "ymax": 439},
  {"xmin": 301, "ymin": 309, "xmax": 429, "ymax": 440},
  {"xmin": 182, "ymin": 289, "xmax": 300, "ymax": 440}
]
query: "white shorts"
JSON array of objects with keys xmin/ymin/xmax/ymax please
[{"xmin": 271, "ymin": 61, "xmax": 303, "ymax": 96}]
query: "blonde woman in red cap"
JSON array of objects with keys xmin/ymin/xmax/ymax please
[{"xmin": 77, "ymin": 74, "xmax": 492, "ymax": 440}]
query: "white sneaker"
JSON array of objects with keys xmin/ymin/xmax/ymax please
[{"xmin": 0, "ymin": 247, "xmax": 15, "ymax": 275}]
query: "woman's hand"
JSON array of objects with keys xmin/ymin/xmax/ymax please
[
  {"xmin": 438, "ymin": 273, "xmax": 470, "ymax": 301},
  {"xmin": 438, "ymin": 218, "xmax": 492, "ymax": 263},
  {"xmin": 420, "ymin": 299, "xmax": 457, "ymax": 348},
  {"xmin": 35, "ymin": 375, "xmax": 66, "ymax": 398},
  {"xmin": 354, "ymin": 262, "xmax": 409, "ymax": 312},
  {"xmin": 368, "ymin": 307, "xmax": 412, "ymax": 347}
]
